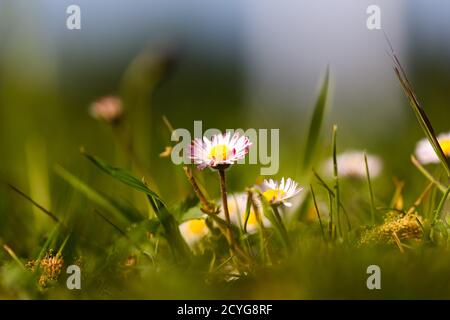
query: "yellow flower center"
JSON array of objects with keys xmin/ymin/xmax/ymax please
[
  {"xmin": 440, "ymin": 139, "xmax": 450, "ymax": 156},
  {"xmin": 263, "ymin": 189, "xmax": 285, "ymax": 203},
  {"xmin": 208, "ymin": 144, "xmax": 229, "ymax": 161},
  {"xmin": 188, "ymin": 219, "xmax": 206, "ymax": 235}
]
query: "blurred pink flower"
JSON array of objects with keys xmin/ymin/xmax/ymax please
[{"xmin": 89, "ymin": 96, "xmax": 124, "ymax": 123}]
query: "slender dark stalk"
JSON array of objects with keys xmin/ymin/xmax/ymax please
[
  {"xmin": 364, "ymin": 152, "xmax": 376, "ymax": 224},
  {"xmin": 218, "ymin": 169, "xmax": 235, "ymax": 249},
  {"xmin": 310, "ymin": 185, "xmax": 326, "ymax": 242}
]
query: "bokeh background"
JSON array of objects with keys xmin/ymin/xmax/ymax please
[{"xmin": 0, "ymin": 0, "xmax": 449, "ymax": 298}]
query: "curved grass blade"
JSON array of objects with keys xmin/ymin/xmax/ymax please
[
  {"xmin": 302, "ymin": 67, "xmax": 330, "ymax": 171},
  {"xmin": 81, "ymin": 149, "xmax": 166, "ymax": 210}
]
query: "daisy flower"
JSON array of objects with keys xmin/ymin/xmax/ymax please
[
  {"xmin": 218, "ymin": 193, "xmax": 270, "ymax": 233},
  {"xmin": 260, "ymin": 177, "xmax": 302, "ymax": 207},
  {"xmin": 179, "ymin": 218, "xmax": 209, "ymax": 246},
  {"xmin": 415, "ymin": 131, "xmax": 450, "ymax": 164},
  {"xmin": 89, "ymin": 96, "xmax": 123, "ymax": 123},
  {"xmin": 190, "ymin": 132, "xmax": 252, "ymax": 170},
  {"xmin": 324, "ymin": 150, "xmax": 382, "ymax": 178}
]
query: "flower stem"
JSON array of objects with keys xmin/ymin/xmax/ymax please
[
  {"xmin": 218, "ymin": 169, "xmax": 236, "ymax": 249},
  {"xmin": 184, "ymin": 166, "xmax": 217, "ymax": 214}
]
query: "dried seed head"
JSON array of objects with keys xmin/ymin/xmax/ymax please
[{"xmin": 358, "ymin": 212, "xmax": 423, "ymax": 247}]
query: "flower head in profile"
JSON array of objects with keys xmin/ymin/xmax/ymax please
[
  {"xmin": 260, "ymin": 177, "xmax": 302, "ymax": 207},
  {"xmin": 415, "ymin": 131, "xmax": 450, "ymax": 164},
  {"xmin": 190, "ymin": 132, "xmax": 252, "ymax": 170},
  {"xmin": 89, "ymin": 96, "xmax": 124, "ymax": 123},
  {"xmin": 179, "ymin": 217, "xmax": 209, "ymax": 246},
  {"xmin": 218, "ymin": 193, "xmax": 270, "ymax": 233},
  {"xmin": 324, "ymin": 150, "xmax": 382, "ymax": 178}
]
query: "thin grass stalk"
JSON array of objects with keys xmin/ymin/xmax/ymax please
[
  {"xmin": 310, "ymin": 184, "xmax": 326, "ymax": 242},
  {"xmin": 364, "ymin": 152, "xmax": 377, "ymax": 224},
  {"xmin": 332, "ymin": 125, "xmax": 342, "ymax": 237}
]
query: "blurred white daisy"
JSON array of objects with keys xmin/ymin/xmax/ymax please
[
  {"xmin": 219, "ymin": 193, "xmax": 270, "ymax": 233},
  {"xmin": 260, "ymin": 177, "xmax": 302, "ymax": 207},
  {"xmin": 324, "ymin": 151, "xmax": 382, "ymax": 178},
  {"xmin": 190, "ymin": 132, "xmax": 252, "ymax": 170},
  {"xmin": 89, "ymin": 96, "xmax": 123, "ymax": 123},
  {"xmin": 179, "ymin": 218, "xmax": 209, "ymax": 246},
  {"xmin": 415, "ymin": 132, "xmax": 450, "ymax": 164}
]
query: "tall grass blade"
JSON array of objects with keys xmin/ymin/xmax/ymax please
[
  {"xmin": 388, "ymin": 42, "xmax": 450, "ymax": 176},
  {"xmin": 302, "ymin": 67, "xmax": 330, "ymax": 171},
  {"xmin": 332, "ymin": 125, "xmax": 342, "ymax": 237}
]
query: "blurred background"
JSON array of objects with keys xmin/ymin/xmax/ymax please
[{"xmin": 0, "ymin": 0, "xmax": 449, "ymax": 254}]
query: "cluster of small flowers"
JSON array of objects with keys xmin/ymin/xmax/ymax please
[{"xmin": 26, "ymin": 251, "xmax": 64, "ymax": 288}]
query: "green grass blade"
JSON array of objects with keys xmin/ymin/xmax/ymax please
[
  {"xmin": 432, "ymin": 185, "xmax": 450, "ymax": 223},
  {"xmin": 302, "ymin": 67, "xmax": 330, "ymax": 171},
  {"xmin": 310, "ymin": 184, "xmax": 326, "ymax": 241},
  {"xmin": 81, "ymin": 151, "xmax": 191, "ymax": 261},
  {"xmin": 54, "ymin": 165, "xmax": 129, "ymax": 225},
  {"xmin": 389, "ymin": 48, "xmax": 450, "ymax": 176},
  {"xmin": 312, "ymin": 169, "xmax": 351, "ymax": 231},
  {"xmin": 411, "ymin": 155, "xmax": 447, "ymax": 193},
  {"xmin": 3, "ymin": 244, "xmax": 25, "ymax": 270},
  {"xmin": 256, "ymin": 190, "xmax": 291, "ymax": 251},
  {"xmin": 364, "ymin": 152, "xmax": 377, "ymax": 224},
  {"xmin": 332, "ymin": 125, "xmax": 342, "ymax": 238},
  {"xmin": 82, "ymin": 149, "xmax": 166, "ymax": 210}
]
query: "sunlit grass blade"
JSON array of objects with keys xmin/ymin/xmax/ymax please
[
  {"xmin": 388, "ymin": 43, "xmax": 450, "ymax": 176},
  {"xmin": 302, "ymin": 67, "xmax": 330, "ymax": 171},
  {"xmin": 3, "ymin": 244, "xmax": 25, "ymax": 270},
  {"xmin": 411, "ymin": 155, "xmax": 447, "ymax": 193},
  {"xmin": 332, "ymin": 125, "xmax": 342, "ymax": 237},
  {"xmin": 56, "ymin": 233, "xmax": 71, "ymax": 257}
]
